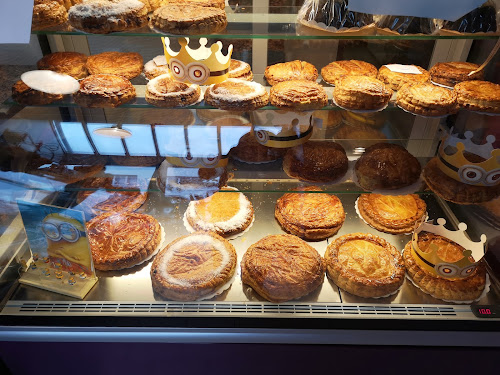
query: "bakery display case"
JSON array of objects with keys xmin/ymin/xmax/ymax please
[{"xmin": 1, "ymin": 0, "xmax": 500, "ymax": 346}]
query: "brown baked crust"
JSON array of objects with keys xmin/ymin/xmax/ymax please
[
  {"xmin": 275, "ymin": 186, "xmax": 345, "ymax": 240},
  {"xmin": 333, "ymin": 124, "xmax": 387, "ymax": 149},
  {"xmin": 355, "ymin": 143, "xmax": 422, "ymax": 191},
  {"xmin": 73, "ymin": 74, "xmax": 136, "ymax": 108},
  {"xmin": 423, "ymin": 157, "xmax": 500, "ymax": 204},
  {"xmin": 151, "ymin": 232, "xmax": 237, "ymax": 301},
  {"xmin": 377, "ymin": 65, "xmax": 430, "ymax": 91},
  {"xmin": 403, "ymin": 233, "xmax": 486, "ymax": 301},
  {"xmin": 265, "ymin": 60, "xmax": 318, "ymax": 86},
  {"xmin": 283, "ymin": 141, "xmax": 348, "ymax": 183},
  {"xmin": 76, "ymin": 176, "xmax": 148, "ymax": 216},
  {"xmin": 430, "ymin": 62, "xmax": 484, "ymax": 87},
  {"xmin": 230, "ymin": 132, "xmax": 286, "ymax": 163},
  {"xmin": 150, "ymin": 5, "xmax": 227, "ymax": 34},
  {"xmin": 160, "ymin": 0, "xmax": 225, "ymax": 9},
  {"xmin": 37, "ymin": 52, "xmax": 88, "ymax": 79},
  {"xmin": 204, "ymin": 79, "xmax": 269, "ymax": 111},
  {"xmin": 29, "ymin": 163, "xmax": 104, "ymax": 184},
  {"xmin": 270, "ymin": 80, "xmax": 328, "ymax": 110},
  {"xmin": 229, "ymin": 59, "xmax": 253, "ymax": 81},
  {"xmin": 321, "ymin": 60, "xmax": 378, "ymax": 86},
  {"xmin": 143, "ymin": 56, "xmax": 170, "ymax": 80},
  {"xmin": 68, "ymin": 0, "xmax": 149, "ymax": 34},
  {"xmin": 87, "ymin": 212, "xmax": 161, "ymax": 271},
  {"xmin": 241, "ymin": 234, "xmax": 325, "ymax": 302},
  {"xmin": 357, "ymin": 193, "xmax": 427, "ymax": 234},
  {"xmin": 396, "ymin": 82, "xmax": 458, "ymax": 116},
  {"xmin": 454, "ymin": 80, "xmax": 500, "ymax": 114},
  {"xmin": 12, "ymin": 80, "xmax": 63, "ymax": 105},
  {"xmin": 325, "ymin": 233, "xmax": 405, "ymax": 298},
  {"xmin": 32, "ymin": 1, "xmax": 68, "ymax": 30},
  {"xmin": 86, "ymin": 52, "xmax": 143, "ymax": 80},
  {"xmin": 145, "ymin": 74, "xmax": 200, "ymax": 107},
  {"xmin": 334, "ymin": 76, "xmax": 392, "ymax": 110}
]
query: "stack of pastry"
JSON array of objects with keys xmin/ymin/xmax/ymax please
[
  {"xmin": 228, "ymin": 59, "xmax": 253, "ymax": 81},
  {"xmin": 264, "ymin": 60, "xmax": 318, "ymax": 85},
  {"xmin": 321, "ymin": 60, "xmax": 377, "ymax": 86},
  {"xmin": 396, "ymin": 82, "xmax": 458, "ymax": 117},
  {"xmin": 377, "ymin": 65, "xmax": 430, "ymax": 91},
  {"xmin": 454, "ymin": 81, "xmax": 500, "ymax": 114},
  {"xmin": 429, "ymin": 62, "xmax": 484, "ymax": 87},
  {"xmin": 333, "ymin": 76, "xmax": 392, "ymax": 111}
]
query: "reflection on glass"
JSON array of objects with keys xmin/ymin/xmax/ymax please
[
  {"xmin": 123, "ymin": 124, "xmax": 157, "ymax": 156},
  {"xmin": 87, "ymin": 123, "xmax": 126, "ymax": 156},
  {"xmin": 58, "ymin": 122, "xmax": 94, "ymax": 154}
]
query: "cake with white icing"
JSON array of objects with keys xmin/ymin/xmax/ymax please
[
  {"xmin": 150, "ymin": 232, "xmax": 237, "ymax": 301},
  {"xmin": 204, "ymin": 78, "xmax": 269, "ymax": 111}
]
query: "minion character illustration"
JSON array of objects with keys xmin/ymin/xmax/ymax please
[{"xmin": 42, "ymin": 213, "xmax": 92, "ymax": 275}]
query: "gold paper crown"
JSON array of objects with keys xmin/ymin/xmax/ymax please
[
  {"xmin": 411, "ymin": 218, "xmax": 486, "ymax": 280},
  {"xmin": 437, "ymin": 128, "xmax": 500, "ymax": 186},
  {"xmin": 161, "ymin": 37, "xmax": 233, "ymax": 85}
]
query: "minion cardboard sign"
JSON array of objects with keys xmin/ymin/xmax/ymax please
[{"xmin": 17, "ymin": 200, "xmax": 97, "ymax": 299}]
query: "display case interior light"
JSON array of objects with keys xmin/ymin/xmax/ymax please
[{"xmin": 93, "ymin": 126, "xmax": 132, "ymax": 139}]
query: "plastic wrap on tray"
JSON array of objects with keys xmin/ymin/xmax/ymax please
[
  {"xmin": 375, "ymin": 15, "xmax": 438, "ymax": 35},
  {"xmin": 440, "ymin": 1, "xmax": 499, "ymax": 35},
  {"xmin": 297, "ymin": 0, "xmax": 376, "ymax": 35}
]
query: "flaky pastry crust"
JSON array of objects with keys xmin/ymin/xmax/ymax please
[
  {"xmin": 454, "ymin": 80, "xmax": 500, "ymax": 114},
  {"xmin": 74, "ymin": 74, "xmax": 136, "ymax": 108},
  {"xmin": 275, "ymin": 186, "xmax": 345, "ymax": 240},
  {"xmin": 229, "ymin": 59, "xmax": 253, "ymax": 81},
  {"xmin": 37, "ymin": 52, "xmax": 88, "ymax": 79},
  {"xmin": 241, "ymin": 234, "xmax": 325, "ymax": 302},
  {"xmin": 32, "ymin": 1, "xmax": 68, "ymax": 30},
  {"xmin": 325, "ymin": 233, "xmax": 405, "ymax": 298},
  {"xmin": 377, "ymin": 65, "xmax": 430, "ymax": 91},
  {"xmin": 86, "ymin": 52, "xmax": 143, "ymax": 80},
  {"xmin": 12, "ymin": 80, "xmax": 63, "ymax": 105},
  {"xmin": 265, "ymin": 60, "xmax": 318, "ymax": 86},
  {"xmin": 145, "ymin": 74, "xmax": 200, "ymax": 107},
  {"xmin": 396, "ymin": 82, "xmax": 458, "ymax": 116},
  {"xmin": 334, "ymin": 76, "xmax": 392, "ymax": 110},
  {"xmin": 430, "ymin": 62, "xmax": 483, "ymax": 87},
  {"xmin": 143, "ymin": 56, "xmax": 170, "ymax": 80},
  {"xmin": 321, "ymin": 60, "xmax": 377, "ymax": 86},
  {"xmin": 270, "ymin": 80, "xmax": 328, "ymax": 110},
  {"xmin": 159, "ymin": 0, "xmax": 225, "ymax": 9},
  {"xmin": 204, "ymin": 78, "xmax": 269, "ymax": 111}
]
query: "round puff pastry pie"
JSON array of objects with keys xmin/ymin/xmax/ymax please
[
  {"xmin": 355, "ymin": 143, "xmax": 421, "ymax": 191},
  {"xmin": 151, "ymin": 232, "xmax": 237, "ymax": 301},
  {"xmin": 86, "ymin": 52, "xmax": 143, "ymax": 80},
  {"xmin": 403, "ymin": 232, "xmax": 486, "ymax": 301},
  {"xmin": 230, "ymin": 132, "xmax": 287, "ymax": 163},
  {"xmin": 204, "ymin": 79, "xmax": 269, "ymax": 111},
  {"xmin": 241, "ymin": 234, "xmax": 325, "ymax": 302},
  {"xmin": 325, "ymin": 233, "xmax": 405, "ymax": 298},
  {"xmin": 357, "ymin": 193, "xmax": 427, "ymax": 234},
  {"xmin": 87, "ymin": 212, "xmax": 162, "ymax": 271},
  {"xmin": 397, "ymin": 82, "xmax": 458, "ymax": 117},
  {"xmin": 229, "ymin": 59, "xmax": 253, "ymax": 81},
  {"xmin": 334, "ymin": 76, "xmax": 392, "ymax": 110},
  {"xmin": 454, "ymin": 81, "xmax": 500, "ymax": 114},
  {"xmin": 270, "ymin": 80, "xmax": 328, "ymax": 111},
  {"xmin": 74, "ymin": 74, "xmax": 136, "ymax": 108},
  {"xmin": 12, "ymin": 80, "xmax": 63, "ymax": 105},
  {"xmin": 429, "ymin": 62, "xmax": 484, "ymax": 87},
  {"xmin": 150, "ymin": 4, "xmax": 227, "ymax": 35},
  {"xmin": 143, "ymin": 55, "xmax": 170, "ymax": 80},
  {"xmin": 32, "ymin": 1, "xmax": 68, "ymax": 30},
  {"xmin": 275, "ymin": 186, "xmax": 345, "ymax": 241},
  {"xmin": 423, "ymin": 157, "xmax": 500, "ymax": 204},
  {"xmin": 283, "ymin": 141, "xmax": 348, "ymax": 183},
  {"xmin": 185, "ymin": 188, "xmax": 254, "ymax": 237},
  {"xmin": 68, "ymin": 0, "xmax": 149, "ymax": 34},
  {"xmin": 37, "ymin": 52, "xmax": 88, "ymax": 80},
  {"xmin": 264, "ymin": 60, "xmax": 318, "ymax": 86},
  {"xmin": 76, "ymin": 176, "xmax": 148, "ymax": 216},
  {"xmin": 321, "ymin": 60, "xmax": 378, "ymax": 86},
  {"xmin": 145, "ymin": 74, "xmax": 200, "ymax": 107},
  {"xmin": 377, "ymin": 65, "xmax": 430, "ymax": 91}
]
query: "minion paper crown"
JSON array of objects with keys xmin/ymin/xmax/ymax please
[
  {"xmin": 162, "ymin": 37, "xmax": 233, "ymax": 85},
  {"xmin": 437, "ymin": 128, "xmax": 500, "ymax": 187},
  {"xmin": 411, "ymin": 218, "xmax": 486, "ymax": 280}
]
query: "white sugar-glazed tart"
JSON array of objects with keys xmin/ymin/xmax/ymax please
[
  {"xmin": 145, "ymin": 74, "xmax": 201, "ymax": 107},
  {"xmin": 204, "ymin": 78, "xmax": 269, "ymax": 111}
]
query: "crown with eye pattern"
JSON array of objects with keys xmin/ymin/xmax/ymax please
[{"xmin": 162, "ymin": 37, "xmax": 232, "ymax": 85}]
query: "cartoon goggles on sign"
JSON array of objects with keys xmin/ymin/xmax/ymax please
[
  {"xmin": 457, "ymin": 165, "xmax": 500, "ymax": 186},
  {"xmin": 42, "ymin": 222, "xmax": 84, "ymax": 243},
  {"xmin": 169, "ymin": 58, "xmax": 228, "ymax": 85}
]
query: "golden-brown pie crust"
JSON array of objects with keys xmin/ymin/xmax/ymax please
[
  {"xmin": 403, "ymin": 232, "xmax": 486, "ymax": 301},
  {"xmin": 397, "ymin": 82, "xmax": 458, "ymax": 117},
  {"xmin": 37, "ymin": 52, "xmax": 88, "ymax": 79},
  {"xmin": 430, "ymin": 62, "xmax": 484, "ymax": 87},
  {"xmin": 377, "ymin": 65, "xmax": 430, "ymax": 91},
  {"xmin": 270, "ymin": 80, "xmax": 328, "ymax": 110},
  {"xmin": 150, "ymin": 4, "xmax": 227, "ymax": 34},
  {"xmin": 87, "ymin": 212, "xmax": 162, "ymax": 271},
  {"xmin": 230, "ymin": 132, "xmax": 287, "ymax": 163},
  {"xmin": 264, "ymin": 60, "xmax": 318, "ymax": 86},
  {"xmin": 241, "ymin": 234, "xmax": 325, "ymax": 302},
  {"xmin": 334, "ymin": 76, "xmax": 392, "ymax": 110},
  {"xmin": 283, "ymin": 141, "xmax": 348, "ymax": 183},
  {"xmin": 275, "ymin": 186, "xmax": 345, "ymax": 240},
  {"xmin": 145, "ymin": 74, "xmax": 200, "ymax": 107},
  {"xmin": 32, "ymin": 1, "xmax": 68, "ymax": 30},
  {"xmin": 321, "ymin": 60, "xmax": 378, "ymax": 86},
  {"xmin": 143, "ymin": 56, "xmax": 170, "ymax": 80},
  {"xmin": 325, "ymin": 233, "xmax": 405, "ymax": 298},
  {"xmin": 151, "ymin": 231, "xmax": 237, "ymax": 301},
  {"xmin": 454, "ymin": 80, "xmax": 500, "ymax": 114},
  {"xmin": 204, "ymin": 79, "xmax": 269, "ymax": 111},
  {"xmin": 86, "ymin": 52, "xmax": 143, "ymax": 80},
  {"xmin": 159, "ymin": 0, "xmax": 225, "ymax": 9},
  {"xmin": 12, "ymin": 80, "xmax": 63, "ymax": 105},
  {"xmin": 73, "ymin": 74, "xmax": 136, "ymax": 108},
  {"xmin": 229, "ymin": 59, "xmax": 253, "ymax": 81},
  {"xmin": 357, "ymin": 193, "xmax": 427, "ymax": 234},
  {"xmin": 355, "ymin": 143, "xmax": 422, "ymax": 191}
]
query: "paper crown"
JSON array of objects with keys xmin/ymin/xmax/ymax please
[
  {"xmin": 161, "ymin": 37, "xmax": 233, "ymax": 85},
  {"xmin": 411, "ymin": 218, "xmax": 486, "ymax": 280},
  {"xmin": 437, "ymin": 128, "xmax": 500, "ymax": 186}
]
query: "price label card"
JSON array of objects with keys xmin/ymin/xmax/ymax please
[
  {"xmin": 348, "ymin": 0, "xmax": 485, "ymax": 22},
  {"xmin": 0, "ymin": 0, "xmax": 34, "ymax": 44},
  {"xmin": 384, "ymin": 64, "xmax": 423, "ymax": 75},
  {"xmin": 17, "ymin": 200, "xmax": 97, "ymax": 299}
]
